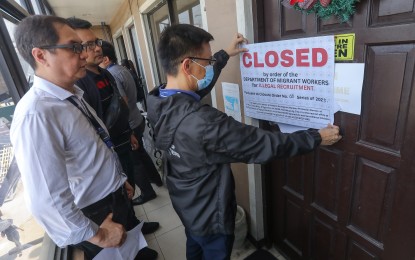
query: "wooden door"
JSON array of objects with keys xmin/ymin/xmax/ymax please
[{"xmin": 255, "ymin": 0, "xmax": 415, "ymax": 259}]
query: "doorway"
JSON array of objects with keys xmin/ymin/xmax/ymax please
[{"xmin": 256, "ymin": 1, "xmax": 415, "ymax": 259}]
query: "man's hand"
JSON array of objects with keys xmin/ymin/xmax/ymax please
[
  {"xmin": 124, "ymin": 181, "xmax": 134, "ymax": 200},
  {"xmin": 130, "ymin": 133, "xmax": 139, "ymax": 150},
  {"xmin": 225, "ymin": 33, "xmax": 249, "ymax": 57},
  {"xmin": 318, "ymin": 124, "xmax": 342, "ymax": 145},
  {"xmin": 88, "ymin": 213, "xmax": 126, "ymax": 248}
]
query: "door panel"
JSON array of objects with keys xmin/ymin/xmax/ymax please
[
  {"xmin": 258, "ymin": 0, "xmax": 415, "ymax": 259},
  {"xmin": 361, "ymin": 44, "xmax": 415, "ymax": 153},
  {"xmin": 371, "ymin": 0, "xmax": 415, "ymax": 26},
  {"xmin": 349, "ymin": 158, "xmax": 396, "ymax": 244},
  {"xmin": 282, "ymin": 8, "xmax": 306, "ymax": 36}
]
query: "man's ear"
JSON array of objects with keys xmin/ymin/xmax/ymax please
[
  {"xmin": 99, "ymin": 56, "xmax": 108, "ymax": 69},
  {"xmin": 182, "ymin": 58, "xmax": 192, "ymax": 76},
  {"xmin": 32, "ymin": 48, "xmax": 47, "ymax": 66},
  {"xmin": 103, "ymin": 56, "xmax": 111, "ymax": 65}
]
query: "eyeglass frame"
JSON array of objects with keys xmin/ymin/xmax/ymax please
[
  {"xmin": 84, "ymin": 39, "xmax": 103, "ymax": 51},
  {"xmin": 181, "ymin": 56, "xmax": 217, "ymax": 66},
  {"xmin": 37, "ymin": 42, "xmax": 87, "ymax": 54}
]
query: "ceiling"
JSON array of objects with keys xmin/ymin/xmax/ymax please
[{"xmin": 47, "ymin": 0, "xmax": 125, "ymax": 25}]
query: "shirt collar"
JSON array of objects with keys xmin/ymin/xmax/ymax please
[
  {"xmin": 33, "ymin": 75, "xmax": 84, "ymax": 100},
  {"xmin": 107, "ymin": 63, "xmax": 116, "ymax": 70},
  {"xmin": 159, "ymin": 85, "xmax": 201, "ymax": 101}
]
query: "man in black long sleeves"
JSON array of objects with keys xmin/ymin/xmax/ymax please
[{"xmin": 147, "ymin": 24, "xmax": 342, "ymax": 259}]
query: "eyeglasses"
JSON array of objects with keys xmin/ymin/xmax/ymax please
[
  {"xmin": 37, "ymin": 42, "xmax": 87, "ymax": 54},
  {"xmin": 182, "ymin": 56, "xmax": 217, "ymax": 66},
  {"xmin": 84, "ymin": 39, "xmax": 103, "ymax": 51}
]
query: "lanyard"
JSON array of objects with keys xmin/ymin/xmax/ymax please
[{"xmin": 67, "ymin": 96, "xmax": 115, "ymax": 150}]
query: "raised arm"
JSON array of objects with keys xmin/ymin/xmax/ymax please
[
  {"xmin": 197, "ymin": 33, "xmax": 249, "ymax": 99},
  {"xmin": 224, "ymin": 33, "xmax": 248, "ymax": 57}
]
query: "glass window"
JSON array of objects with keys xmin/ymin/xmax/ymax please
[
  {"xmin": 147, "ymin": 3, "xmax": 170, "ymax": 84},
  {"xmin": 146, "ymin": 0, "xmax": 201, "ymax": 85},
  {"xmin": 44, "ymin": 4, "xmax": 52, "ymax": 15},
  {"xmin": 0, "ymin": 18, "xmax": 43, "ymax": 259},
  {"xmin": 0, "ymin": 61, "xmax": 11, "ymax": 104},
  {"xmin": 4, "ymin": 19, "xmax": 34, "ymax": 87},
  {"xmin": 14, "ymin": 0, "xmax": 29, "ymax": 12},
  {"xmin": 158, "ymin": 17, "xmax": 170, "ymax": 33},
  {"xmin": 178, "ymin": 10, "xmax": 190, "ymax": 24},
  {"xmin": 116, "ymin": 35, "xmax": 128, "ymax": 61},
  {"xmin": 192, "ymin": 4, "xmax": 202, "ymax": 28},
  {"xmin": 128, "ymin": 25, "xmax": 147, "ymax": 95},
  {"xmin": 31, "ymin": 0, "xmax": 42, "ymax": 14},
  {"xmin": 173, "ymin": 0, "xmax": 201, "ymax": 26}
]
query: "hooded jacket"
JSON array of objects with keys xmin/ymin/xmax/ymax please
[{"xmin": 146, "ymin": 51, "xmax": 322, "ymax": 236}]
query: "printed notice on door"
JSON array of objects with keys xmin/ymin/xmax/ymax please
[
  {"xmin": 222, "ymin": 82, "xmax": 242, "ymax": 122},
  {"xmin": 240, "ymin": 36, "xmax": 335, "ymax": 129}
]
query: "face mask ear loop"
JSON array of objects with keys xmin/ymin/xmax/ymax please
[
  {"xmin": 187, "ymin": 59, "xmax": 214, "ymax": 90},
  {"xmin": 192, "ymin": 59, "xmax": 205, "ymax": 68},
  {"xmin": 189, "ymin": 59, "xmax": 204, "ymax": 85}
]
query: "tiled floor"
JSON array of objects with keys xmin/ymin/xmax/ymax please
[{"xmin": 134, "ymin": 184, "xmax": 287, "ymax": 260}]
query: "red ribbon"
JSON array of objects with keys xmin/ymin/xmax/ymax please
[{"xmin": 290, "ymin": 0, "xmax": 304, "ymax": 5}]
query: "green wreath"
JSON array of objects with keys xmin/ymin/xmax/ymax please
[{"xmin": 293, "ymin": 0, "xmax": 359, "ymax": 23}]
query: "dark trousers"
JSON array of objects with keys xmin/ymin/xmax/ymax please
[
  {"xmin": 131, "ymin": 125, "xmax": 161, "ymax": 196},
  {"xmin": 185, "ymin": 230, "xmax": 235, "ymax": 260},
  {"xmin": 72, "ymin": 187, "xmax": 139, "ymax": 260},
  {"xmin": 117, "ymin": 148, "xmax": 136, "ymax": 190}
]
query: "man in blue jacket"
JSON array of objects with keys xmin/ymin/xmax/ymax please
[{"xmin": 146, "ymin": 24, "xmax": 342, "ymax": 260}]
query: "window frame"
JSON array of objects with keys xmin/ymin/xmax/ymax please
[
  {"xmin": 11, "ymin": 0, "xmax": 35, "ymax": 15},
  {"xmin": 0, "ymin": 0, "xmax": 28, "ymax": 23},
  {"xmin": 0, "ymin": 12, "xmax": 28, "ymax": 102}
]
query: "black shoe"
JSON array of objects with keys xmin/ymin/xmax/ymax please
[
  {"xmin": 135, "ymin": 247, "xmax": 158, "ymax": 259},
  {"xmin": 149, "ymin": 174, "xmax": 163, "ymax": 187},
  {"xmin": 150, "ymin": 178, "xmax": 163, "ymax": 187},
  {"xmin": 132, "ymin": 194, "xmax": 156, "ymax": 205},
  {"xmin": 142, "ymin": 221, "xmax": 160, "ymax": 234}
]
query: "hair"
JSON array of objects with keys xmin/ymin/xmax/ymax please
[
  {"xmin": 121, "ymin": 59, "xmax": 137, "ymax": 73},
  {"xmin": 66, "ymin": 17, "xmax": 92, "ymax": 29},
  {"xmin": 128, "ymin": 60, "xmax": 136, "ymax": 71},
  {"xmin": 120, "ymin": 59, "xmax": 130, "ymax": 69},
  {"xmin": 101, "ymin": 41, "xmax": 117, "ymax": 63},
  {"xmin": 15, "ymin": 15, "xmax": 71, "ymax": 69},
  {"xmin": 157, "ymin": 24, "xmax": 214, "ymax": 76}
]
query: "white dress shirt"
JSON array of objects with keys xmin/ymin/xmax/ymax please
[{"xmin": 10, "ymin": 75, "xmax": 127, "ymax": 247}]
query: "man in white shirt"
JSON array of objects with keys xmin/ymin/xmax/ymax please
[{"xmin": 10, "ymin": 15, "xmax": 155, "ymax": 259}]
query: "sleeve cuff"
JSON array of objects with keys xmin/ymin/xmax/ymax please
[
  {"xmin": 215, "ymin": 49, "xmax": 230, "ymax": 63},
  {"xmin": 308, "ymin": 129, "xmax": 322, "ymax": 145},
  {"xmin": 84, "ymin": 221, "xmax": 100, "ymax": 242}
]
